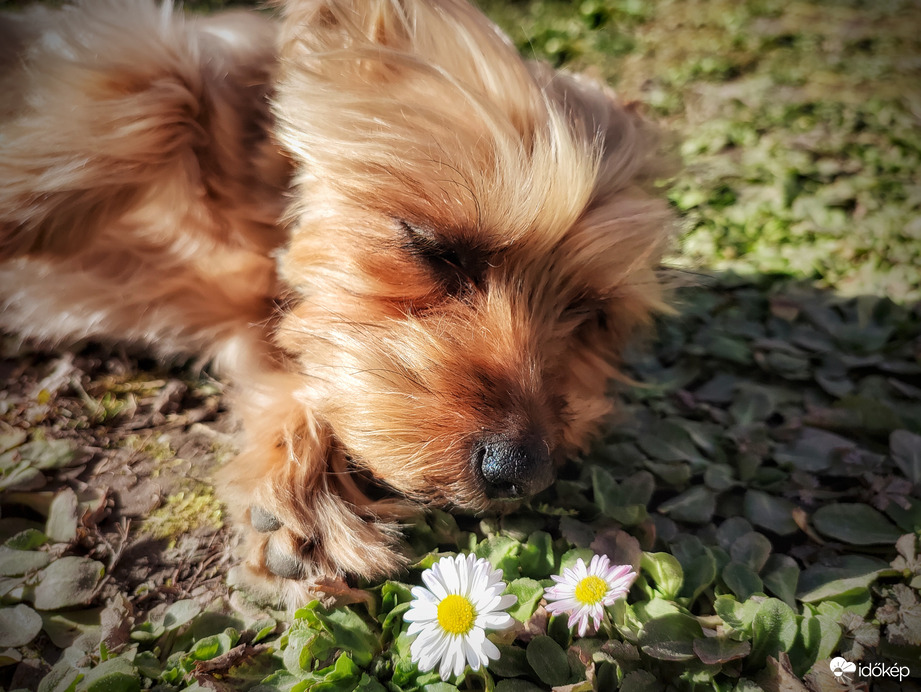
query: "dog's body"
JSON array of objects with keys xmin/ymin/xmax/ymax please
[{"xmin": 0, "ymin": 0, "xmax": 672, "ymax": 607}]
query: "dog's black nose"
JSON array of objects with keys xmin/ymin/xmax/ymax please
[{"xmin": 478, "ymin": 437, "xmax": 553, "ymax": 499}]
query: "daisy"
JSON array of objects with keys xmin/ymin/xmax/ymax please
[
  {"xmin": 404, "ymin": 553, "xmax": 516, "ymax": 681},
  {"xmin": 544, "ymin": 554, "xmax": 636, "ymax": 637}
]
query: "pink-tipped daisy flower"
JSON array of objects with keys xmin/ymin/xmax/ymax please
[
  {"xmin": 543, "ymin": 554, "xmax": 636, "ymax": 636},
  {"xmin": 404, "ymin": 553, "xmax": 517, "ymax": 680}
]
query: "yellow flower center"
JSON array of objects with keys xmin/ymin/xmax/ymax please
[
  {"xmin": 437, "ymin": 594, "xmax": 476, "ymax": 635},
  {"xmin": 574, "ymin": 575, "xmax": 608, "ymax": 606}
]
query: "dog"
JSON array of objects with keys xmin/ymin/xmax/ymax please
[{"xmin": 0, "ymin": 0, "xmax": 673, "ymax": 608}]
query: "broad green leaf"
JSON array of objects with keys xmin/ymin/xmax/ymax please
[
  {"xmin": 692, "ymin": 636, "xmax": 751, "ymax": 664},
  {"xmin": 639, "ymin": 613, "xmax": 703, "ymax": 661},
  {"xmin": 891, "ymin": 430, "xmax": 921, "ymax": 484},
  {"xmin": 526, "ymin": 635, "xmax": 570, "ymax": 687},
  {"xmin": 729, "ymin": 532, "xmax": 772, "ymax": 572},
  {"xmin": 812, "ymin": 503, "xmax": 902, "ymax": 545},
  {"xmin": 798, "ymin": 555, "xmax": 891, "ymax": 602},
  {"xmin": 722, "ymin": 562, "xmax": 763, "ymax": 600},
  {"xmin": 714, "ymin": 596, "xmax": 760, "ymax": 635},
  {"xmin": 18, "ymin": 439, "xmax": 77, "ymax": 471},
  {"xmin": 488, "ymin": 643, "xmax": 533, "ymax": 678},
  {"xmin": 0, "ymin": 604, "xmax": 42, "ymax": 647},
  {"xmin": 46, "ymin": 489, "xmax": 79, "ymax": 544},
  {"xmin": 475, "ymin": 536, "xmax": 520, "ymax": 581},
  {"xmin": 774, "ymin": 427, "xmax": 856, "ymax": 472},
  {"xmin": 4, "ymin": 528, "xmax": 48, "ymax": 551},
  {"xmin": 656, "ymin": 486, "xmax": 716, "ymax": 523},
  {"xmin": 76, "ymin": 656, "xmax": 138, "ymax": 692},
  {"xmin": 747, "ymin": 598, "xmax": 798, "ymax": 670},
  {"xmin": 0, "ymin": 546, "xmax": 50, "ymax": 577},
  {"xmin": 641, "ymin": 552, "xmax": 683, "ymax": 600},
  {"xmin": 32, "ymin": 557, "xmax": 104, "ymax": 610},
  {"xmin": 519, "ymin": 531, "xmax": 554, "ymax": 578},
  {"xmin": 743, "ymin": 490, "xmax": 798, "ymax": 536},
  {"xmin": 761, "ymin": 554, "xmax": 799, "ymax": 609},
  {"xmin": 313, "ymin": 606, "xmax": 380, "ymax": 667},
  {"xmin": 506, "ymin": 578, "xmax": 543, "ymax": 622},
  {"xmin": 162, "ymin": 599, "xmax": 201, "ymax": 630}
]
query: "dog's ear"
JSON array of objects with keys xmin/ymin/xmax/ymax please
[
  {"xmin": 272, "ymin": 0, "xmax": 545, "ymax": 179},
  {"xmin": 527, "ymin": 63, "xmax": 676, "ymax": 199},
  {"xmin": 276, "ymin": 0, "xmax": 529, "ymax": 88}
]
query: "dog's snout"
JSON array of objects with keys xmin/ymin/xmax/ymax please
[{"xmin": 478, "ymin": 437, "xmax": 553, "ymax": 499}]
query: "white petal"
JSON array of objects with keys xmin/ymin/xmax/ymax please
[
  {"xmin": 403, "ymin": 601, "xmax": 437, "ymax": 623},
  {"xmin": 410, "ymin": 585, "xmax": 440, "ymax": 604},
  {"xmin": 478, "ymin": 611, "xmax": 513, "ymax": 629},
  {"xmin": 422, "ymin": 568, "xmax": 448, "ymax": 601},
  {"xmin": 440, "ymin": 557, "xmax": 460, "ymax": 594},
  {"xmin": 481, "ymin": 636, "xmax": 500, "ymax": 662}
]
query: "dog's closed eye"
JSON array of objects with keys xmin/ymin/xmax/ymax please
[{"xmin": 398, "ymin": 219, "xmax": 487, "ymax": 296}]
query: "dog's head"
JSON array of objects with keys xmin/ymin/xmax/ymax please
[{"xmin": 271, "ymin": 0, "xmax": 673, "ymax": 512}]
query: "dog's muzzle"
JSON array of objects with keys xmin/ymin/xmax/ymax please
[{"xmin": 476, "ymin": 435, "xmax": 554, "ymax": 499}]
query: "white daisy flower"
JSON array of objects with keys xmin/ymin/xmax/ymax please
[
  {"xmin": 543, "ymin": 554, "xmax": 636, "ymax": 637},
  {"xmin": 404, "ymin": 553, "xmax": 516, "ymax": 681}
]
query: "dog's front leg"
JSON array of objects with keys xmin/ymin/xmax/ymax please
[{"xmin": 220, "ymin": 373, "xmax": 413, "ymax": 608}]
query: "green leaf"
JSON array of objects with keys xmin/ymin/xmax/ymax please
[
  {"xmin": 656, "ymin": 486, "xmax": 716, "ymax": 523},
  {"xmin": 18, "ymin": 439, "xmax": 77, "ymax": 470},
  {"xmin": 4, "ymin": 528, "xmax": 49, "ymax": 551},
  {"xmin": 0, "ymin": 604, "xmax": 42, "ymax": 647},
  {"xmin": 488, "ymin": 643, "xmax": 533, "ymax": 678},
  {"xmin": 519, "ymin": 531, "xmax": 554, "ymax": 579},
  {"xmin": 743, "ymin": 490, "xmax": 798, "ymax": 536},
  {"xmin": 729, "ymin": 532, "xmax": 772, "ymax": 572},
  {"xmin": 722, "ymin": 562, "xmax": 763, "ymax": 600},
  {"xmin": 747, "ymin": 598, "xmax": 798, "ymax": 670},
  {"xmin": 891, "ymin": 430, "xmax": 921, "ymax": 484},
  {"xmin": 475, "ymin": 536, "xmax": 520, "ymax": 581},
  {"xmin": 714, "ymin": 595, "xmax": 760, "ymax": 635},
  {"xmin": 45, "ymin": 489, "xmax": 79, "ymax": 544},
  {"xmin": 312, "ymin": 605, "xmax": 381, "ymax": 667},
  {"xmin": 526, "ymin": 635, "xmax": 570, "ymax": 687},
  {"xmin": 797, "ymin": 555, "xmax": 890, "ymax": 602},
  {"xmin": 506, "ymin": 578, "xmax": 543, "ymax": 622},
  {"xmin": 38, "ymin": 658, "xmax": 83, "ymax": 692},
  {"xmin": 591, "ymin": 467, "xmax": 648, "ymax": 525},
  {"xmin": 162, "ymin": 599, "xmax": 202, "ymax": 630},
  {"xmin": 692, "ymin": 636, "xmax": 751, "ymax": 664},
  {"xmin": 495, "ymin": 680, "xmax": 545, "ymax": 692},
  {"xmin": 812, "ymin": 503, "xmax": 902, "ymax": 545},
  {"xmin": 641, "ymin": 552, "xmax": 683, "ymax": 600},
  {"xmin": 637, "ymin": 420, "xmax": 707, "ymax": 464},
  {"xmin": 32, "ymin": 557, "xmax": 104, "ymax": 610},
  {"xmin": 774, "ymin": 427, "xmax": 855, "ymax": 472},
  {"xmin": 0, "ymin": 546, "xmax": 50, "ymax": 576},
  {"xmin": 761, "ymin": 554, "xmax": 800, "ymax": 609},
  {"xmin": 75, "ymin": 656, "xmax": 139, "ymax": 692},
  {"xmin": 639, "ymin": 613, "xmax": 703, "ymax": 661}
]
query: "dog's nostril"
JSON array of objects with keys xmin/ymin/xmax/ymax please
[{"xmin": 478, "ymin": 438, "xmax": 552, "ymax": 499}]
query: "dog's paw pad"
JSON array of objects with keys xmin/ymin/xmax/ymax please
[
  {"xmin": 264, "ymin": 537, "xmax": 305, "ymax": 579},
  {"xmin": 249, "ymin": 504, "xmax": 282, "ymax": 533}
]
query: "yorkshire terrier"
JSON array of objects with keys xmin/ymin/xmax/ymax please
[{"xmin": 0, "ymin": 0, "xmax": 672, "ymax": 607}]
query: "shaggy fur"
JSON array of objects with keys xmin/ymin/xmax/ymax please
[{"xmin": 0, "ymin": 0, "xmax": 672, "ymax": 607}]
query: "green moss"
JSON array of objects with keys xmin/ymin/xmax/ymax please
[{"xmin": 142, "ymin": 487, "xmax": 223, "ymax": 545}]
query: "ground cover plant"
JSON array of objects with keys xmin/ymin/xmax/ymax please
[{"xmin": 1, "ymin": 0, "xmax": 919, "ymax": 690}]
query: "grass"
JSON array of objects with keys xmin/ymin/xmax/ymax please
[{"xmin": 0, "ymin": 0, "xmax": 919, "ymax": 691}]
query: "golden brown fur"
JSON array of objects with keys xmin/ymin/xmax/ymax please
[{"xmin": 0, "ymin": 0, "xmax": 673, "ymax": 608}]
